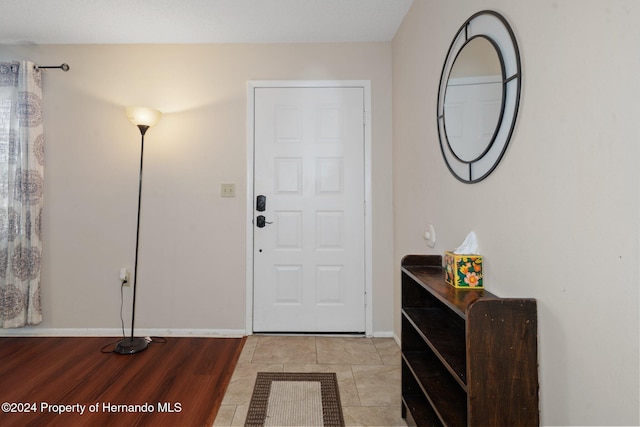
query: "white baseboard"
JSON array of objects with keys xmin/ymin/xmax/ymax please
[
  {"xmin": 371, "ymin": 330, "xmax": 395, "ymax": 338},
  {"xmin": 0, "ymin": 328, "xmax": 247, "ymax": 338},
  {"xmin": 0, "ymin": 327, "xmax": 393, "ymax": 339},
  {"xmin": 392, "ymin": 333, "xmax": 401, "ymax": 348}
]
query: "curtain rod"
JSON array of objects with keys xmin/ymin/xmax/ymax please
[{"xmin": 35, "ymin": 63, "xmax": 70, "ymax": 71}]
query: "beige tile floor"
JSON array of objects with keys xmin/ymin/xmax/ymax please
[{"xmin": 214, "ymin": 335, "xmax": 408, "ymax": 427}]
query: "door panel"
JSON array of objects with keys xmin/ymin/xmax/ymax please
[
  {"xmin": 253, "ymin": 87, "xmax": 365, "ymax": 332},
  {"xmin": 445, "ymin": 77, "xmax": 502, "ymax": 161}
]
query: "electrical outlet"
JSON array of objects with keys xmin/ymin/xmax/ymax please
[
  {"xmin": 221, "ymin": 183, "xmax": 235, "ymax": 197},
  {"xmin": 119, "ymin": 268, "xmax": 129, "ymax": 286}
]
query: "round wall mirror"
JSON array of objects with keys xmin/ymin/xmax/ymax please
[{"xmin": 437, "ymin": 10, "xmax": 521, "ymax": 183}]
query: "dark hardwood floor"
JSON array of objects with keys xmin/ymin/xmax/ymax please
[{"xmin": 0, "ymin": 336, "xmax": 246, "ymax": 426}]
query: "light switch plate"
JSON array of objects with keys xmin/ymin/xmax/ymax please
[{"xmin": 221, "ymin": 183, "xmax": 235, "ymax": 197}]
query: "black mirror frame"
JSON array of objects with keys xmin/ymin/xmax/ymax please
[{"xmin": 437, "ymin": 10, "xmax": 522, "ymax": 183}]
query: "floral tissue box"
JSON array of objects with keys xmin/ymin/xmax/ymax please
[{"xmin": 444, "ymin": 251, "xmax": 483, "ymax": 289}]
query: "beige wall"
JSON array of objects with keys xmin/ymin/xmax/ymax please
[
  {"xmin": 393, "ymin": 0, "xmax": 639, "ymax": 425},
  {"xmin": 0, "ymin": 43, "xmax": 394, "ymax": 334},
  {"xmin": 3, "ymin": 1, "xmax": 639, "ymax": 423}
]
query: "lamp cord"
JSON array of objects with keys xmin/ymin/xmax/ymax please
[
  {"xmin": 120, "ymin": 278, "xmax": 127, "ymax": 339},
  {"xmin": 99, "ymin": 279, "xmax": 131, "ymax": 353},
  {"xmin": 99, "ymin": 279, "xmax": 166, "ymax": 354}
]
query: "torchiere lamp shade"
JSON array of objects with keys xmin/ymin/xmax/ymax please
[{"xmin": 125, "ymin": 107, "xmax": 162, "ymax": 128}]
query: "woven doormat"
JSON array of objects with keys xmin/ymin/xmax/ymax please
[{"xmin": 245, "ymin": 372, "xmax": 344, "ymax": 427}]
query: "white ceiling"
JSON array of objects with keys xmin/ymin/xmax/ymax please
[{"xmin": 0, "ymin": 0, "xmax": 413, "ymax": 45}]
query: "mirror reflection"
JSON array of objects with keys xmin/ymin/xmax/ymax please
[{"xmin": 444, "ymin": 37, "xmax": 502, "ymax": 162}]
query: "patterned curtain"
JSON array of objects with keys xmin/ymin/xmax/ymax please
[{"xmin": 0, "ymin": 61, "xmax": 44, "ymax": 328}]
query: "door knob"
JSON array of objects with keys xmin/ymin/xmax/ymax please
[{"xmin": 256, "ymin": 215, "xmax": 272, "ymax": 228}]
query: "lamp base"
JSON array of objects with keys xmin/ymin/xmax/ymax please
[{"xmin": 114, "ymin": 337, "xmax": 148, "ymax": 355}]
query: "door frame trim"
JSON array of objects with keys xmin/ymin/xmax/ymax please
[{"xmin": 245, "ymin": 80, "xmax": 373, "ymax": 336}]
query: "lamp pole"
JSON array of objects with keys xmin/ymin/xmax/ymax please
[
  {"xmin": 115, "ymin": 108, "xmax": 161, "ymax": 355},
  {"xmin": 130, "ymin": 125, "xmax": 148, "ymax": 349}
]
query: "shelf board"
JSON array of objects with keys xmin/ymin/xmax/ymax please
[
  {"xmin": 403, "ymin": 308, "xmax": 466, "ymax": 386},
  {"xmin": 402, "ymin": 265, "xmax": 496, "ymax": 318},
  {"xmin": 402, "ymin": 395, "xmax": 442, "ymax": 427},
  {"xmin": 402, "ymin": 353, "xmax": 467, "ymax": 427}
]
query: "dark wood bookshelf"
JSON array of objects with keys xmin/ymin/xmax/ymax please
[{"xmin": 401, "ymin": 255, "xmax": 539, "ymax": 426}]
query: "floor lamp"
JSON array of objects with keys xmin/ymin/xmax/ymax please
[{"xmin": 115, "ymin": 106, "xmax": 162, "ymax": 355}]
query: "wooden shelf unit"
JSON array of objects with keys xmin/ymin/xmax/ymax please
[{"xmin": 401, "ymin": 255, "xmax": 539, "ymax": 426}]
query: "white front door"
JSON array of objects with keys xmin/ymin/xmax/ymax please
[
  {"xmin": 252, "ymin": 86, "xmax": 366, "ymax": 333},
  {"xmin": 444, "ymin": 76, "xmax": 502, "ymax": 161}
]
